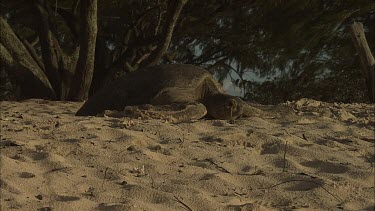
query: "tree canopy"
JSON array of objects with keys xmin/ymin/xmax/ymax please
[{"xmin": 1, "ymin": 0, "xmax": 374, "ymax": 103}]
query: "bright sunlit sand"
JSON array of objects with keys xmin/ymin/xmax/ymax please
[{"xmin": 1, "ymin": 99, "xmax": 374, "ymax": 210}]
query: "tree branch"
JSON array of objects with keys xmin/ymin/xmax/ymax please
[
  {"xmin": 30, "ymin": 35, "xmax": 40, "ymax": 46},
  {"xmin": 0, "ymin": 43, "xmax": 14, "ymax": 67},
  {"xmin": 144, "ymin": 0, "xmax": 189, "ymax": 67},
  {"xmin": 33, "ymin": 0, "xmax": 62, "ymax": 96},
  {"xmin": 0, "ymin": 17, "xmax": 56, "ymax": 99},
  {"xmin": 73, "ymin": 0, "xmax": 81, "ymax": 14},
  {"xmin": 20, "ymin": 38, "xmax": 45, "ymax": 71},
  {"xmin": 349, "ymin": 21, "xmax": 375, "ymax": 102},
  {"xmin": 56, "ymin": 6, "xmax": 80, "ymax": 41}
]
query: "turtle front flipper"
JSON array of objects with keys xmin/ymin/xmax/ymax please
[
  {"xmin": 241, "ymin": 102, "xmax": 265, "ymax": 117},
  {"xmin": 103, "ymin": 102, "xmax": 207, "ymax": 122},
  {"xmin": 169, "ymin": 102, "xmax": 207, "ymax": 122}
]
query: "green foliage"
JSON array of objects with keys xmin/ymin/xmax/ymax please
[
  {"xmin": 176, "ymin": 0, "xmax": 374, "ymax": 103},
  {"xmin": 1, "ymin": 0, "xmax": 374, "ymax": 103}
]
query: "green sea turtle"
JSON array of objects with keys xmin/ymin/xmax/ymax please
[{"xmin": 76, "ymin": 64, "xmax": 256, "ymax": 121}]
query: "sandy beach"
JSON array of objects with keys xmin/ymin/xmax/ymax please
[{"xmin": 1, "ymin": 98, "xmax": 374, "ymax": 210}]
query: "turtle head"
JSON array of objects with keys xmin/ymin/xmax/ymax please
[{"xmin": 203, "ymin": 93, "xmax": 244, "ymax": 120}]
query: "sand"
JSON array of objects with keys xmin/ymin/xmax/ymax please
[{"xmin": 0, "ymin": 98, "xmax": 374, "ymax": 211}]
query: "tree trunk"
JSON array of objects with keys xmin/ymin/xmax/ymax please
[
  {"xmin": 349, "ymin": 22, "xmax": 375, "ymax": 102},
  {"xmin": 34, "ymin": 0, "xmax": 62, "ymax": 98},
  {"xmin": 0, "ymin": 17, "xmax": 56, "ymax": 99},
  {"xmin": 69, "ymin": 0, "xmax": 98, "ymax": 101},
  {"xmin": 90, "ymin": 34, "xmax": 109, "ymax": 95}
]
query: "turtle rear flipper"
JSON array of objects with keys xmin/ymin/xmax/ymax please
[
  {"xmin": 103, "ymin": 102, "xmax": 207, "ymax": 122},
  {"xmin": 241, "ymin": 103, "xmax": 265, "ymax": 117}
]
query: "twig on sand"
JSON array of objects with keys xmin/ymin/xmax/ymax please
[
  {"xmin": 150, "ymin": 176, "xmax": 156, "ymax": 189},
  {"xmin": 46, "ymin": 167, "xmax": 69, "ymax": 173},
  {"xmin": 283, "ymin": 129, "xmax": 292, "ymax": 136},
  {"xmin": 283, "ymin": 141, "xmax": 288, "ymax": 172},
  {"xmin": 205, "ymin": 158, "xmax": 231, "ymax": 173},
  {"xmin": 101, "ymin": 167, "xmax": 109, "ymax": 188},
  {"xmin": 283, "ymin": 129, "xmax": 308, "ymax": 142},
  {"xmin": 179, "ymin": 134, "xmax": 185, "ymax": 148},
  {"xmin": 302, "ymin": 134, "xmax": 308, "ymax": 141},
  {"xmin": 174, "ymin": 195, "xmax": 192, "ymax": 211}
]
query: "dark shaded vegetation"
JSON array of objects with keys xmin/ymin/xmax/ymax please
[{"xmin": 0, "ymin": 0, "xmax": 374, "ymax": 104}]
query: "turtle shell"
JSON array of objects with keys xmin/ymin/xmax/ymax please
[{"xmin": 76, "ymin": 64, "xmax": 224, "ymax": 116}]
